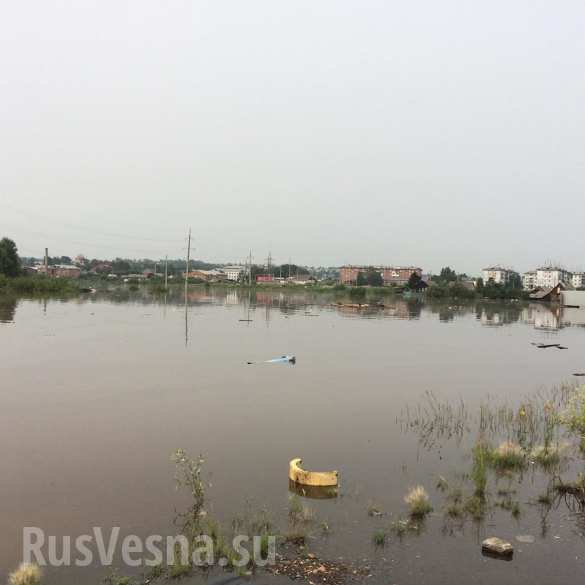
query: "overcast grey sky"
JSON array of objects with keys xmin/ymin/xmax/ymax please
[{"xmin": 1, "ymin": 0, "xmax": 584, "ymax": 273}]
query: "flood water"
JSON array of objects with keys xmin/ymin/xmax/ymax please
[{"xmin": 1, "ymin": 288, "xmax": 585, "ymax": 585}]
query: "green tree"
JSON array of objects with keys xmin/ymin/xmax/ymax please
[
  {"xmin": 507, "ymin": 272, "xmax": 522, "ymax": 290},
  {"xmin": 407, "ymin": 271, "xmax": 423, "ymax": 290},
  {"xmin": 0, "ymin": 238, "xmax": 21, "ymax": 277},
  {"xmin": 357, "ymin": 269, "xmax": 383, "ymax": 286},
  {"xmin": 438, "ymin": 266, "xmax": 457, "ymax": 284},
  {"xmin": 112, "ymin": 258, "xmax": 131, "ymax": 275},
  {"xmin": 275, "ymin": 264, "xmax": 309, "ymax": 278}
]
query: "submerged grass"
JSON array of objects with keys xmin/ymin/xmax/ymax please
[
  {"xmin": 463, "ymin": 495, "xmax": 487, "ymax": 521},
  {"xmin": 372, "ymin": 530, "xmax": 386, "ymax": 546},
  {"xmin": 367, "ymin": 500, "xmax": 384, "ymax": 517},
  {"xmin": 389, "ymin": 517, "xmax": 423, "ymax": 538},
  {"xmin": 490, "ymin": 441, "xmax": 526, "ymax": 470},
  {"xmin": 288, "ymin": 495, "xmax": 314, "ymax": 525},
  {"xmin": 404, "ymin": 486, "xmax": 433, "ymax": 518},
  {"xmin": 471, "ymin": 442, "xmax": 489, "ymax": 497},
  {"xmin": 8, "ymin": 564, "xmax": 42, "ymax": 585},
  {"xmin": 561, "ymin": 385, "xmax": 585, "ymax": 437},
  {"xmin": 531, "ymin": 444, "xmax": 566, "ymax": 469}
]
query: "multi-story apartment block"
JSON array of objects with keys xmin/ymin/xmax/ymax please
[
  {"xmin": 339, "ymin": 265, "xmax": 422, "ymax": 286},
  {"xmin": 382, "ymin": 267, "xmax": 422, "ymax": 285},
  {"xmin": 339, "ymin": 266, "xmax": 362, "ymax": 285},
  {"xmin": 224, "ymin": 266, "xmax": 244, "ymax": 282},
  {"xmin": 522, "ymin": 271, "xmax": 536, "ymax": 291},
  {"xmin": 571, "ymin": 272, "xmax": 585, "ymax": 289},
  {"xmin": 482, "ymin": 266, "xmax": 518, "ymax": 285},
  {"xmin": 534, "ymin": 267, "xmax": 572, "ymax": 289}
]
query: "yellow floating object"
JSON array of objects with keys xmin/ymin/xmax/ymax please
[{"xmin": 289, "ymin": 457, "xmax": 338, "ymax": 487}]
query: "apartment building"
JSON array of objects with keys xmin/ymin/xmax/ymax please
[
  {"xmin": 339, "ymin": 265, "xmax": 422, "ymax": 286},
  {"xmin": 481, "ymin": 266, "xmax": 517, "ymax": 285},
  {"xmin": 571, "ymin": 272, "xmax": 585, "ymax": 289},
  {"xmin": 534, "ymin": 267, "xmax": 572, "ymax": 289},
  {"xmin": 522, "ymin": 271, "xmax": 536, "ymax": 291},
  {"xmin": 224, "ymin": 266, "xmax": 244, "ymax": 282}
]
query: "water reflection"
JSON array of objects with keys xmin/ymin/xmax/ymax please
[
  {"xmin": 4, "ymin": 287, "xmax": 585, "ymax": 332},
  {"xmin": 0, "ymin": 296, "xmax": 18, "ymax": 323}
]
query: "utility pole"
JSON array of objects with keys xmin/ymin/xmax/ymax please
[
  {"xmin": 248, "ymin": 250, "xmax": 252, "ymax": 286},
  {"xmin": 164, "ymin": 255, "xmax": 168, "ymax": 289},
  {"xmin": 185, "ymin": 228, "xmax": 191, "ymax": 298}
]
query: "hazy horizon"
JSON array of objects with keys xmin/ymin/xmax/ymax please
[{"xmin": 2, "ymin": 1, "xmax": 584, "ymax": 274}]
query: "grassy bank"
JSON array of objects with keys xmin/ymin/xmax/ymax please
[{"xmin": 0, "ymin": 274, "xmax": 80, "ymax": 295}]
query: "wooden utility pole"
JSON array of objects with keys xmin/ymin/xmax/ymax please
[
  {"xmin": 248, "ymin": 250, "xmax": 252, "ymax": 286},
  {"xmin": 164, "ymin": 255, "xmax": 168, "ymax": 289},
  {"xmin": 185, "ymin": 228, "xmax": 191, "ymax": 298}
]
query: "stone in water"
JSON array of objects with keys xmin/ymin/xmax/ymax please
[{"xmin": 482, "ymin": 537, "xmax": 514, "ymax": 558}]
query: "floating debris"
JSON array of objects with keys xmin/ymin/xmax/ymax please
[
  {"xmin": 289, "ymin": 458, "xmax": 338, "ymax": 487},
  {"xmin": 247, "ymin": 355, "xmax": 296, "ymax": 365},
  {"xmin": 515, "ymin": 534, "xmax": 535, "ymax": 543},
  {"xmin": 268, "ymin": 553, "xmax": 369, "ymax": 585}
]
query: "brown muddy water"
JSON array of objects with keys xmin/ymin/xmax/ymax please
[{"xmin": 1, "ymin": 289, "xmax": 585, "ymax": 585}]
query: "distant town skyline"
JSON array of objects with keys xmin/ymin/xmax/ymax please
[{"xmin": 2, "ymin": 1, "xmax": 584, "ymax": 274}]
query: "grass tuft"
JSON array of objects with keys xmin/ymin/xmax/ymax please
[
  {"xmin": 490, "ymin": 441, "xmax": 525, "ymax": 470},
  {"xmin": 8, "ymin": 564, "xmax": 42, "ymax": 585},
  {"xmin": 372, "ymin": 530, "xmax": 386, "ymax": 546},
  {"xmin": 404, "ymin": 485, "xmax": 433, "ymax": 518},
  {"xmin": 561, "ymin": 385, "xmax": 585, "ymax": 436},
  {"xmin": 436, "ymin": 476, "xmax": 449, "ymax": 492},
  {"xmin": 531, "ymin": 444, "xmax": 565, "ymax": 469},
  {"xmin": 463, "ymin": 495, "xmax": 486, "ymax": 521},
  {"xmin": 445, "ymin": 503, "xmax": 463, "ymax": 518}
]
